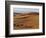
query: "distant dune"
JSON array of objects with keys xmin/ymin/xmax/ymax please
[
  {"xmin": 13, "ymin": 12, "xmax": 39, "ymax": 29},
  {"xmin": 14, "ymin": 12, "xmax": 39, "ymax": 15}
]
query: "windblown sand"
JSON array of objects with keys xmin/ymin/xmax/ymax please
[{"xmin": 13, "ymin": 13, "xmax": 39, "ymax": 29}]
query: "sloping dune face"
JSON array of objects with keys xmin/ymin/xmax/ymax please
[{"xmin": 13, "ymin": 12, "xmax": 39, "ymax": 29}]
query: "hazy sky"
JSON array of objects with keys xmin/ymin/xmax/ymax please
[{"xmin": 13, "ymin": 8, "xmax": 39, "ymax": 13}]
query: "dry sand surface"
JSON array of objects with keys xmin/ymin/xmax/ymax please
[{"xmin": 13, "ymin": 12, "xmax": 39, "ymax": 29}]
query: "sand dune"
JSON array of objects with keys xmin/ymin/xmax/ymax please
[{"xmin": 13, "ymin": 12, "xmax": 39, "ymax": 29}]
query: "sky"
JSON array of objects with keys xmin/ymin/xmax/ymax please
[{"xmin": 13, "ymin": 8, "xmax": 39, "ymax": 13}]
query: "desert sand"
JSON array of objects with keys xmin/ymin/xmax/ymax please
[{"xmin": 13, "ymin": 12, "xmax": 39, "ymax": 29}]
